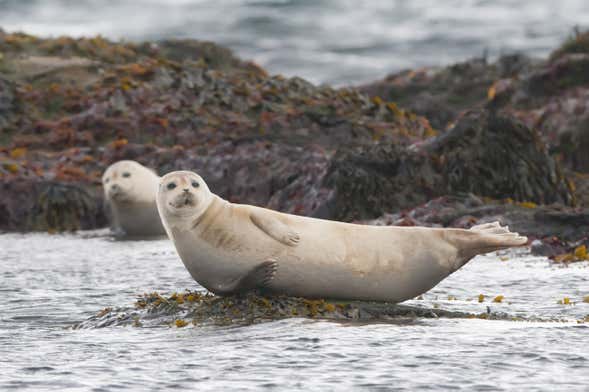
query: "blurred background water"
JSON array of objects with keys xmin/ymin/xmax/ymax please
[{"xmin": 1, "ymin": 0, "xmax": 589, "ymax": 85}]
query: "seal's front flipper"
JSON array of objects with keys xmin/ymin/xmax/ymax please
[
  {"xmin": 249, "ymin": 210, "xmax": 300, "ymax": 246},
  {"xmin": 213, "ymin": 259, "xmax": 278, "ymax": 296}
]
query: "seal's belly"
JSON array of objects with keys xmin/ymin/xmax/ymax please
[
  {"xmin": 266, "ymin": 221, "xmax": 457, "ymax": 302},
  {"xmin": 175, "ymin": 217, "xmax": 457, "ymax": 302}
]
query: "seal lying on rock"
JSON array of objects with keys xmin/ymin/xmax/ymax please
[
  {"xmin": 102, "ymin": 160, "xmax": 166, "ymax": 237},
  {"xmin": 156, "ymin": 170, "xmax": 527, "ymax": 302}
]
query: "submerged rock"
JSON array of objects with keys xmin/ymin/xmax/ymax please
[{"xmin": 73, "ymin": 291, "xmax": 537, "ymax": 329}]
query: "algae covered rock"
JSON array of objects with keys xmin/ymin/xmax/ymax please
[
  {"xmin": 74, "ymin": 291, "xmax": 508, "ymax": 329},
  {"xmin": 359, "ymin": 55, "xmax": 535, "ymax": 130},
  {"xmin": 366, "ymin": 193, "xmax": 589, "ymax": 259},
  {"xmin": 360, "ymin": 30, "xmax": 589, "ymax": 178},
  {"xmin": 550, "ymin": 29, "xmax": 589, "ymax": 61},
  {"xmin": 0, "ymin": 179, "xmax": 105, "ymax": 232},
  {"xmin": 319, "ymin": 110, "xmax": 573, "ymax": 221},
  {"xmin": 0, "ymin": 76, "xmax": 15, "ymax": 130}
]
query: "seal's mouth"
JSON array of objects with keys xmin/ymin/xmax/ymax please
[
  {"xmin": 109, "ymin": 189, "xmax": 129, "ymax": 202},
  {"xmin": 169, "ymin": 192, "xmax": 196, "ymax": 209}
]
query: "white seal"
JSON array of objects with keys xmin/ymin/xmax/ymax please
[
  {"xmin": 102, "ymin": 160, "xmax": 165, "ymax": 237},
  {"xmin": 157, "ymin": 170, "xmax": 527, "ymax": 302}
]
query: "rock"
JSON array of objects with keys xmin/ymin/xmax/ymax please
[
  {"xmin": 511, "ymin": 56, "xmax": 589, "ymax": 173},
  {"xmin": 360, "ymin": 31, "xmax": 589, "ymax": 178},
  {"xmin": 73, "ymin": 291, "xmax": 532, "ymax": 329},
  {"xmin": 524, "ymin": 53, "xmax": 589, "ymax": 96},
  {"xmin": 0, "ymin": 179, "xmax": 105, "ymax": 232},
  {"xmin": 0, "ymin": 77, "xmax": 15, "ymax": 130},
  {"xmin": 154, "ymin": 39, "xmax": 259, "ymax": 72},
  {"xmin": 359, "ymin": 55, "xmax": 535, "ymax": 130},
  {"xmin": 550, "ymin": 29, "xmax": 589, "ymax": 61},
  {"xmin": 319, "ymin": 110, "xmax": 573, "ymax": 221},
  {"xmin": 366, "ymin": 194, "xmax": 589, "ymax": 258}
]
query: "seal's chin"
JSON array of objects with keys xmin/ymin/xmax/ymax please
[
  {"xmin": 167, "ymin": 193, "xmax": 197, "ymax": 216},
  {"xmin": 109, "ymin": 190, "xmax": 130, "ymax": 203}
]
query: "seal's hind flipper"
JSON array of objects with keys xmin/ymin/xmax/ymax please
[
  {"xmin": 213, "ymin": 259, "xmax": 278, "ymax": 296},
  {"xmin": 445, "ymin": 227, "xmax": 527, "ymax": 269},
  {"xmin": 249, "ymin": 210, "xmax": 300, "ymax": 246}
]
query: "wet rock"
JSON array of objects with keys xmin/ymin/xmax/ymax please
[
  {"xmin": 154, "ymin": 39, "xmax": 260, "ymax": 73},
  {"xmin": 511, "ymin": 60, "xmax": 589, "ymax": 173},
  {"xmin": 0, "ymin": 77, "xmax": 15, "ymax": 130},
  {"xmin": 360, "ymin": 30, "xmax": 589, "ymax": 178},
  {"xmin": 73, "ymin": 291, "xmax": 532, "ymax": 329},
  {"xmin": 319, "ymin": 110, "xmax": 573, "ymax": 221},
  {"xmin": 550, "ymin": 29, "xmax": 589, "ymax": 61},
  {"xmin": 359, "ymin": 55, "xmax": 535, "ymax": 130},
  {"xmin": 524, "ymin": 53, "xmax": 589, "ymax": 96},
  {"xmin": 0, "ymin": 179, "xmax": 105, "ymax": 232},
  {"xmin": 366, "ymin": 193, "xmax": 589, "ymax": 259}
]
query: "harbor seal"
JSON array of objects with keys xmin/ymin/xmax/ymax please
[
  {"xmin": 102, "ymin": 160, "xmax": 166, "ymax": 237},
  {"xmin": 156, "ymin": 170, "xmax": 528, "ymax": 302}
]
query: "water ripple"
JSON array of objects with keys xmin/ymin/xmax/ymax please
[{"xmin": 0, "ymin": 232, "xmax": 588, "ymax": 390}]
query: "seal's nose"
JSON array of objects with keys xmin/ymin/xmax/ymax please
[
  {"xmin": 111, "ymin": 184, "xmax": 120, "ymax": 192},
  {"xmin": 183, "ymin": 188, "xmax": 189, "ymax": 193}
]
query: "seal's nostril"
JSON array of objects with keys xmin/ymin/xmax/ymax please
[{"xmin": 183, "ymin": 188, "xmax": 189, "ymax": 193}]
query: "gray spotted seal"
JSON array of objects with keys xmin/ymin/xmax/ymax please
[
  {"xmin": 156, "ymin": 170, "xmax": 527, "ymax": 302},
  {"xmin": 102, "ymin": 160, "xmax": 165, "ymax": 237}
]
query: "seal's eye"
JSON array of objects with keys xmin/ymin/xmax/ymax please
[
  {"xmin": 191, "ymin": 181, "xmax": 199, "ymax": 188},
  {"xmin": 104, "ymin": 178, "xmax": 110, "ymax": 184},
  {"xmin": 167, "ymin": 182, "xmax": 177, "ymax": 190},
  {"xmin": 122, "ymin": 172, "xmax": 131, "ymax": 178}
]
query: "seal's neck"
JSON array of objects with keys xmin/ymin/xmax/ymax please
[{"xmin": 190, "ymin": 195, "xmax": 227, "ymax": 230}]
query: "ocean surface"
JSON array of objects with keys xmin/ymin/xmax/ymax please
[
  {"xmin": 0, "ymin": 231, "xmax": 588, "ymax": 391},
  {"xmin": 1, "ymin": 0, "xmax": 589, "ymax": 84}
]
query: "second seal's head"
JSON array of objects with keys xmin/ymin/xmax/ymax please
[
  {"xmin": 102, "ymin": 160, "xmax": 158, "ymax": 203},
  {"xmin": 157, "ymin": 171, "xmax": 212, "ymax": 223}
]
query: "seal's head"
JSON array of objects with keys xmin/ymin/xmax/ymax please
[
  {"xmin": 102, "ymin": 160, "xmax": 158, "ymax": 204},
  {"xmin": 157, "ymin": 171, "xmax": 213, "ymax": 230}
]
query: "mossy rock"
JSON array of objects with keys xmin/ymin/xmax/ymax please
[
  {"xmin": 25, "ymin": 182, "xmax": 104, "ymax": 231},
  {"xmin": 74, "ymin": 291, "xmax": 538, "ymax": 329},
  {"xmin": 320, "ymin": 110, "xmax": 574, "ymax": 221},
  {"xmin": 550, "ymin": 30, "xmax": 589, "ymax": 61}
]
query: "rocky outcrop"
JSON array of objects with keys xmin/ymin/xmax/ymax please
[
  {"xmin": 320, "ymin": 110, "xmax": 573, "ymax": 221},
  {"xmin": 359, "ymin": 30, "xmax": 589, "ymax": 177},
  {"xmin": 359, "ymin": 55, "xmax": 535, "ymax": 130},
  {"xmin": 366, "ymin": 194, "xmax": 589, "ymax": 260},
  {"xmin": 0, "ymin": 179, "xmax": 105, "ymax": 231},
  {"xmin": 0, "ymin": 30, "xmax": 583, "ymax": 240},
  {"xmin": 0, "ymin": 77, "xmax": 16, "ymax": 130}
]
